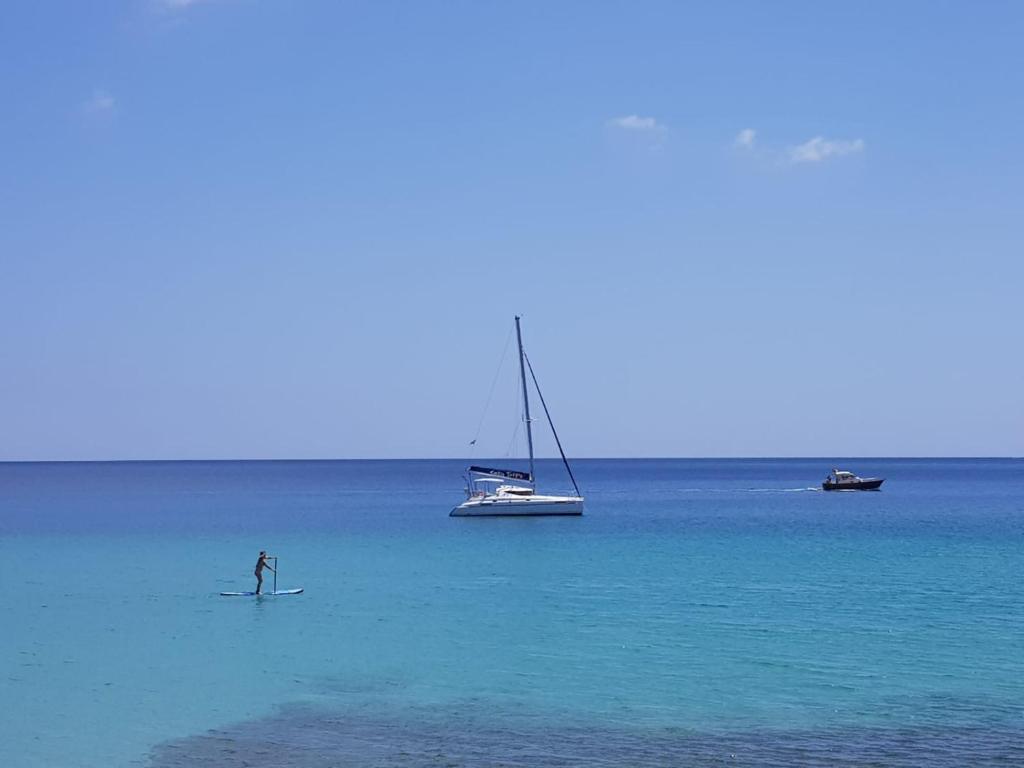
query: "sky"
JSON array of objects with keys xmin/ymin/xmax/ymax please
[{"xmin": 1, "ymin": 1, "xmax": 1022, "ymax": 460}]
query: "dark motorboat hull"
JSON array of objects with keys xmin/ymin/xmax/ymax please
[{"xmin": 822, "ymin": 478, "xmax": 884, "ymax": 491}]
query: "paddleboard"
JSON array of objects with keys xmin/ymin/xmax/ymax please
[{"xmin": 219, "ymin": 588, "xmax": 304, "ymax": 597}]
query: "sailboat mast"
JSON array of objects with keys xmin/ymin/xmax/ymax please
[{"xmin": 514, "ymin": 315, "xmax": 535, "ymax": 483}]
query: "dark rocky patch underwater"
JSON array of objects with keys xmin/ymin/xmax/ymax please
[{"xmin": 147, "ymin": 704, "xmax": 1024, "ymax": 767}]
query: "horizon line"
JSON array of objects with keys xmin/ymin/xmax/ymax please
[{"xmin": 1, "ymin": 455, "xmax": 1020, "ymax": 465}]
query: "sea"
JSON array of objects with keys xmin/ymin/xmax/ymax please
[{"xmin": 2, "ymin": 458, "xmax": 1022, "ymax": 767}]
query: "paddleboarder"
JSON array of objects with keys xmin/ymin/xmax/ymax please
[{"xmin": 254, "ymin": 551, "xmax": 275, "ymax": 595}]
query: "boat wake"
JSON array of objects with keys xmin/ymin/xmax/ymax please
[
  {"xmin": 718, "ymin": 487, "xmax": 823, "ymax": 493},
  {"xmin": 699, "ymin": 487, "xmax": 823, "ymax": 493},
  {"xmin": 604, "ymin": 487, "xmax": 823, "ymax": 494}
]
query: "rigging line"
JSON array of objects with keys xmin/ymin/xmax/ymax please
[
  {"xmin": 469, "ymin": 324, "xmax": 515, "ymax": 453},
  {"xmin": 505, "ymin": 419, "xmax": 522, "ymax": 459},
  {"xmin": 524, "ymin": 352, "xmax": 582, "ymax": 498},
  {"xmin": 504, "ymin": 370, "xmax": 523, "ymax": 459}
]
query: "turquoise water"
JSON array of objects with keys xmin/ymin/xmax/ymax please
[{"xmin": 2, "ymin": 459, "xmax": 1022, "ymax": 766}]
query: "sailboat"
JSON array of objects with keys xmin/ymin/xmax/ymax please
[{"xmin": 450, "ymin": 316, "xmax": 584, "ymax": 517}]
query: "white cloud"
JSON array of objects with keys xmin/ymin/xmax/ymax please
[
  {"xmin": 788, "ymin": 136, "xmax": 864, "ymax": 164},
  {"xmin": 735, "ymin": 128, "xmax": 756, "ymax": 149},
  {"xmin": 85, "ymin": 90, "xmax": 115, "ymax": 113},
  {"xmin": 607, "ymin": 115, "xmax": 667, "ymax": 132}
]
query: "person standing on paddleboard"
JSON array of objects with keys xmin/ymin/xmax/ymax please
[{"xmin": 254, "ymin": 551, "xmax": 275, "ymax": 595}]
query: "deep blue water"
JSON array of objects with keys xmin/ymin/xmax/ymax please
[{"xmin": 2, "ymin": 458, "xmax": 1022, "ymax": 766}]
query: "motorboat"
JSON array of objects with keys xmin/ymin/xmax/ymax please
[
  {"xmin": 451, "ymin": 317, "xmax": 584, "ymax": 517},
  {"xmin": 822, "ymin": 468, "xmax": 884, "ymax": 491}
]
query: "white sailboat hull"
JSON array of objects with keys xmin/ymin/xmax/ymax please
[{"xmin": 450, "ymin": 494, "xmax": 584, "ymax": 517}]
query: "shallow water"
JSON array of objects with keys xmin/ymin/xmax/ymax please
[{"xmin": 2, "ymin": 458, "xmax": 1022, "ymax": 766}]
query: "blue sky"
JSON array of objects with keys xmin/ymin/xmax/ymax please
[{"xmin": 1, "ymin": 1, "xmax": 1021, "ymax": 460}]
